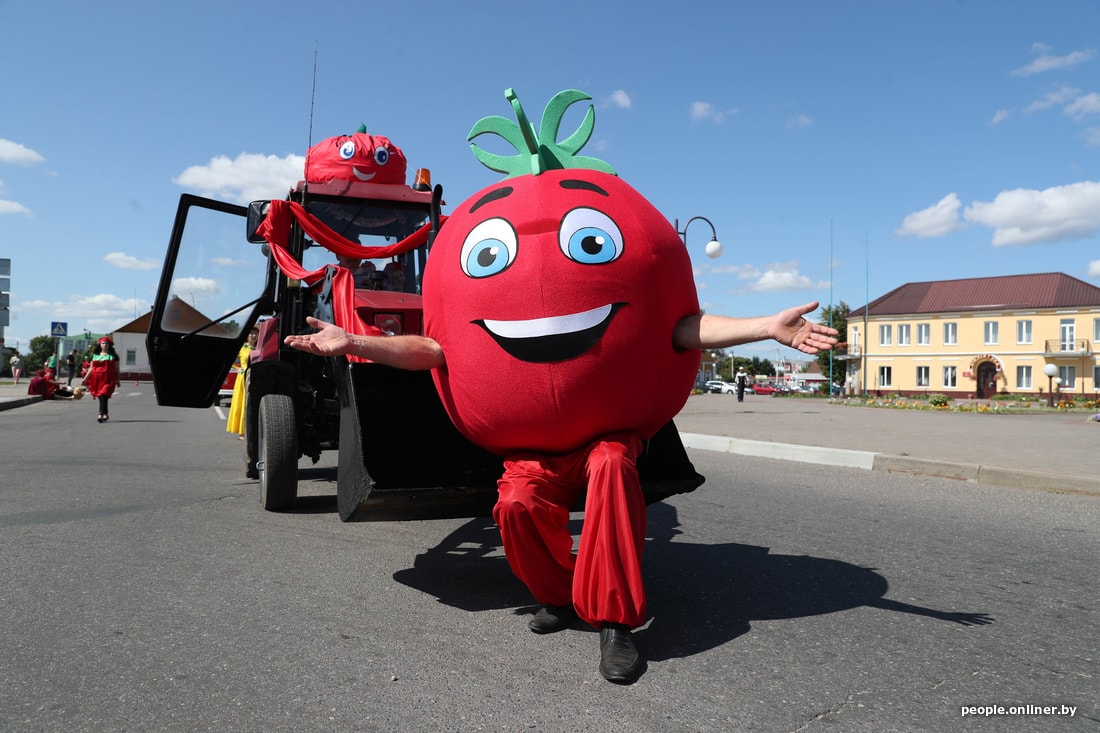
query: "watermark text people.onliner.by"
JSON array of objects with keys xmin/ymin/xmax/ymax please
[{"xmin": 961, "ymin": 704, "xmax": 1076, "ymax": 717}]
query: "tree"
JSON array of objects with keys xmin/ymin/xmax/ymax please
[
  {"xmin": 815, "ymin": 301, "xmax": 850, "ymax": 382},
  {"xmin": 28, "ymin": 335, "xmax": 57, "ymax": 371}
]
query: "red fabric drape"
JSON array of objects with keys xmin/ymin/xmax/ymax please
[{"xmin": 255, "ymin": 199, "xmax": 445, "ymax": 362}]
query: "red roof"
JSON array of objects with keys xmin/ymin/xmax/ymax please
[{"xmin": 850, "ymin": 272, "xmax": 1100, "ymax": 317}]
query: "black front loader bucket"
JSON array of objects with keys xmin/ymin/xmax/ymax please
[{"xmin": 334, "ymin": 361, "xmax": 705, "ymax": 521}]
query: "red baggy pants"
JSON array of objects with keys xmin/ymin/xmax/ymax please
[{"xmin": 492, "ymin": 432, "xmax": 647, "ymax": 628}]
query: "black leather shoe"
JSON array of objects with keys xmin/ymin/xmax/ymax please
[
  {"xmin": 599, "ymin": 623, "xmax": 641, "ymax": 683},
  {"xmin": 528, "ymin": 604, "xmax": 576, "ymax": 634}
]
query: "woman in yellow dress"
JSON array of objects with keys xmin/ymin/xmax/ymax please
[{"xmin": 226, "ymin": 327, "xmax": 259, "ymax": 438}]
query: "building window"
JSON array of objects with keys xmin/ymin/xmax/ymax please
[
  {"xmin": 984, "ymin": 321, "xmax": 998, "ymax": 345},
  {"xmin": 1094, "ymin": 317, "xmax": 1100, "ymax": 343},
  {"xmin": 1016, "ymin": 365, "xmax": 1032, "ymax": 389},
  {"xmin": 879, "ymin": 324, "xmax": 892, "ymax": 346},
  {"xmin": 1060, "ymin": 319, "xmax": 1076, "ymax": 351},
  {"xmin": 878, "ymin": 365, "xmax": 892, "ymax": 387},
  {"xmin": 943, "ymin": 366, "xmax": 957, "ymax": 388},
  {"xmin": 917, "ymin": 323, "xmax": 930, "ymax": 346},
  {"xmin": 1094, "ymin": 365, "xmax": 1100, "ymax": 390},
  {"xmin": 125, "ymin": 349, "xmax": 137, "ymax": 366},
  {"xmin": 916, "ymin": 365, "xmax": 929, "ymax": 387},
  {"xmin": 897, "ymin": 324, "xmax": 911, "ymax": 346},
  {"xmin": 1059, "ymin": 365, "xmax": 1076, "ymax": 391},
  {"xmin": 943, "ymin": 322, "xmax": 957, "ymax": 345},
  {"xmin": 1016, "ymin": 320, "xmax": 1032, "ymax": 344}
]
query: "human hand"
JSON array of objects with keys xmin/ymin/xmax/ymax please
[
  {"xmin": 771, "ymin": 302, "xmax": 839, "ymax": 355},
  {"xmin": 284, "ymin": 316, "xmax": 352, "ymax": 356}
]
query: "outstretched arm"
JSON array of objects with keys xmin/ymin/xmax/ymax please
[
  {"xmin": 673, "ymin": 301, "xmax": 839, "ymax": 354},
  {"xmin": 284, "ymin": 316, "xmax": 445, "ymax": 371}
]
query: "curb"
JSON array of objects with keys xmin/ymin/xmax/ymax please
[
  {"xmin": 0, "ymin": 395, "xmax": 42, "ymax": 412},
  {"xmin": 679, "ymin": 432, "xmax": 1100, "ymax": 497}
]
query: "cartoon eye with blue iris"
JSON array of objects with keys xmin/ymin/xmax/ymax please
[
  {"xmin": 339, "ymin": 141, "xmax": 356, "ymax": 160},
  {"xmin": 559, "ymin": 208, "xmax": 623, "ymax": 265},
  {"xmin": 460, "ymin": 218, "xmax": 518, "ymax": 278},
  {"xmin": 373, "ymin": 146, "xmax": 390, "ymax": 166}
]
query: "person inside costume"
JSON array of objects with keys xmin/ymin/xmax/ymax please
[
  {"xmin": 84, "ymin": 337, "xmax": 120, "ymax": 422},
  {"xmin": 283, "ymin": 89, "xmax": 837, "ymax": 683},
  {"xmin": 336, "ymin": 255, "xmax": 378, "ymax": 289},
  {"xmin": 27, "ymin": 369, "xmax": 84, "ymax": 400},
  {"xmin": 226, "ymin": 327, "xmax": 259, "ymax": 438}
]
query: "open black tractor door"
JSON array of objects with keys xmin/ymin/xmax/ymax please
[{"xmin": 146, "ymin": 194, "xmax": 272, "ymax": 408}]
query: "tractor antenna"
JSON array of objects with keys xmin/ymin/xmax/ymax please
[{"xmin": 307, "ymin": 42, "xmax": 318, "ymax": 150}]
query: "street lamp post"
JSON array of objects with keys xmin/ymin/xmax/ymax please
[
  {"xmin": 674, "ymin": 216, "xmax": 722, "ymax": 258},
  {"xmin": 1043, "ymin": 363, "xmax": 1059, "ymax": 407}
]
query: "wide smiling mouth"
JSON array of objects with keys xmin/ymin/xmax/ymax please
[
  {"xmin": 473, "ymin": 303, "xmax": 626, "ymax": 363},
  {"xmin": 352, "ymin": 167, "xmax": 377, "ymax": 181}
]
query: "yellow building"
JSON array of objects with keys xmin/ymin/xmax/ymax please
[{"xmin": 845, "ymin": 272, "xmax": 1100, "ymax": 399}]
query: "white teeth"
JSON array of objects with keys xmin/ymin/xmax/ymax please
[
  {"xmin": 482, "ymin": 304, "xmax": 612, "ymax": 339},
  {"xmin": 352, "ymin": 167, "xmax": 377, "ymax": 181}
]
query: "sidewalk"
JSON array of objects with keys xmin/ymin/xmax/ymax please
[
  {"xmin": 675, "ymin": 393, "xmax": 1100, "ymax": 495},
  {"xmin": 0, "ymin": 379, "xmax": 44, "ymax": 411},
  {"xmin": 4, "ymin": 381, "xmax": 1097, "ymax": 495}
]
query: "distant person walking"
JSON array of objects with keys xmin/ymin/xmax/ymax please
[
  {"xmin": 9, "ymin": 354, "xmax": 22, "ymax": 385},
  {"xmin": 66, "ymin": 349, "xmax": 78, "ymax": 386},
  {"xmin": 84, "ymin": 337, "xmax": 120, "ymax": 423},
  {"xmin": 46, "ymin": 353, "xmax": 58, "ymax": 379},
  {"xmin": 736, "ymin": 368, "xmax": 747, "ymax": 402}
]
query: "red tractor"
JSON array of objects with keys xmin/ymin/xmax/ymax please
[{"xmin": 146, "ymin": 133, "xmax": 702, "ymax": 521}]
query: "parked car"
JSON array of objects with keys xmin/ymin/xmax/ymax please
[
  {"xmin": 750, "ymin": 382, "xmax": 779, "ymax": 395},
  {"xmin": 217, "ymin": 370, "xmax": 238, "ymax": 406},
  {"xmin": 704, "ymin": 380, "xmax": 736, "ymax": 394}
]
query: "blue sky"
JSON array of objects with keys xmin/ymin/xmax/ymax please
[{"xmin": 2, "ymin": 0, "xmax": 1099, "ymax": 361}]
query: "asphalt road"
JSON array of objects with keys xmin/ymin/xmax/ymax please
[{"xmin": 1, "ymin": 389, "xmax": 1096, "ymax": 732}]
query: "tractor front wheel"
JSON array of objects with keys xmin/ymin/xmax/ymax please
[{"xmin": 257, "ymin": 394, "xmax": 298, "ymax": 511}]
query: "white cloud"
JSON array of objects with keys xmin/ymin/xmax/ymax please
[
  {"xmin": 605, "ymin": 89, "xmax": 632, "ymax": 109},
  {"xmin": 896, "ymin": 193, "xmax": 965, "ymax": 239},
  {"xmin": 0, "ymin": 199, "xmax": 31, "ymax": 215},
  {"xmin": 991, "ymin": 109, "xmax": 1010, "ymax": 125},
  {"xmin": 690, "ymin": 101, "xmax": 737, "ymax": 123},
  {"xmin": 1012, "ymin": 48, "xmax": 1095, "ymax": 76},
  {"xmin": 1025, "ymin": 85, "xmax": 1079, "ymax": 113},
  {"xmin": 169, "ymin": 277, "xmax": 222, "ymax": 300},
  {"xmin": 748, "ymin": 265, "xmax": 827, "ymax": 292},
  {"xmin": 1084, "ymin": 127, "xmax": 1100, "ymax": 147},
  {"xmin": 786, "ymin": 114, "xmax": 814, "ymax": 130},
  {"xmin": 173, "ymin": 152, "xmax": 305, "ymax": 205},
  {"xmin": 1065, "ymin": 92, "xmax": 1100, "ymax": 121},
  {"xmin": 691, "ymin": 101, "xmax": 722, "ymax": 122},
  {"xmin": 0, "ymin": 138, "xmax": 45, "ymax": 165},
  {"xmin": 1089, "ymin": 260, "xmax": 1100, "ymax": 278},
  {"xmin": 707, "ymin": 263, "xmax": 761, "ymax": 280},
  {"xmin": 211, "ymin": 256, "xmax": 248, "ymax": 267},
  {"xmin": 964, "ymin": 181, "xmax": 1100, "ymax": 246},
  {"xmin": 18, "ymin": 293, "xmax": 150, "ymax": 333},
  {"xmin": 103, "ymin": 252, "xmax": 161, "ymax": 270}
]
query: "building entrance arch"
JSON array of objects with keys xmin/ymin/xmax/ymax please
[{"xmin": 976, "ymin": 361, "xmax": 998, "ymax": 399}]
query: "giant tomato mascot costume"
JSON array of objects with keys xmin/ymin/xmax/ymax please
[{"xmin": 422, "ymin": 90, "xmax": 702, "ymax": 631}]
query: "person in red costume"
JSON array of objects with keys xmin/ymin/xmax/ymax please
[
  {"xmin": 285, "ymin": 89, "xmax": 837, "ymax": 683},
  {"xmin": 84, "ymin": 336, "xmax": 120, "ymax": 423}
]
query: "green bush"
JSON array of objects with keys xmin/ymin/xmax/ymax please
[{"xmin": 928, "ymin": 393, "xmax": 950, "ymax": 407}]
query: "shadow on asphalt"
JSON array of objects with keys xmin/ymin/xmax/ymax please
[{"xmin": 391, "ymin": 502, "xmax": 993, "ymax": 660}]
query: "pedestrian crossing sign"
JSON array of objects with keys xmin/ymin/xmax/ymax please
[{"xmin": 51, "ymin": 321, "xmax": 68, "ymax": 337}]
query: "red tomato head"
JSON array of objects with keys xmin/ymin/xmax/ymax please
[
  {"xmin": 305, "ymin": 129, "xmax": 407, "ymax": 185},
  {"xmin": 423, "ymin": 168, "xmax": 701, "ymax": 454}
]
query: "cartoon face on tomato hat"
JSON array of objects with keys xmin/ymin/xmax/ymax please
[
  {"xmin": 423, "ymin": 89, "xmax": 701, "ymax": 455},
  {"xmin": 304, "ymin": 124, "xmax": 407, "ymax": 185}
]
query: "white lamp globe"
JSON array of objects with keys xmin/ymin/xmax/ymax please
[{"xmin": 705, "ymin": 239, "xmax": 722, "ymax": 258}]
